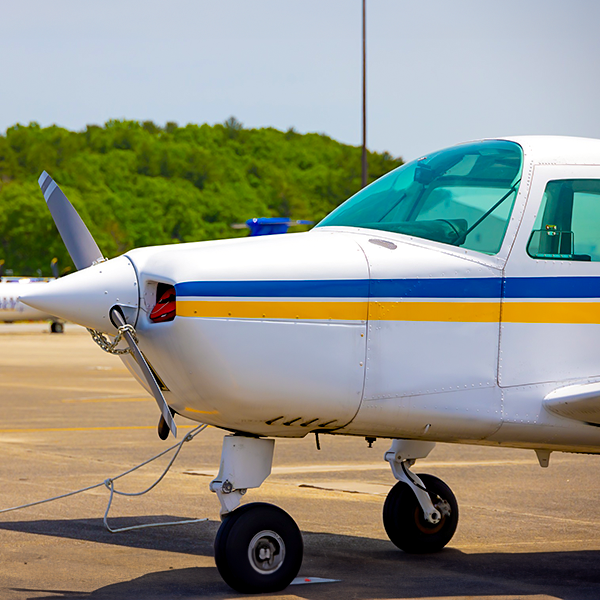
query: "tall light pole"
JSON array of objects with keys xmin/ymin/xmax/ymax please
[{"xmin": 361, "ymin": 0, "xmax": 368, "ymax": 188}]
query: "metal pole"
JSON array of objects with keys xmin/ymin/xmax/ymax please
[{"xmin": 361, "ymin": 0, "xmax": 368, "ymax": 188}]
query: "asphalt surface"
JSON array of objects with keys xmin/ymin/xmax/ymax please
[{"xmin": 0, "ymin": 323, "xmax": 598, "ymax": 600}]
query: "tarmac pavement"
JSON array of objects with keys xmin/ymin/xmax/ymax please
[{"xmin": 0, "ymin": 323, "xmax": 598, "ymax": 599}]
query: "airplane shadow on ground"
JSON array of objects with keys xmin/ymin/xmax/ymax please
[
  {"xmin": 0, "ymin": 515, "xmax": 219, "ymax": 557},
  {"xmin": 2, "ymin": 518, "xmax": 599, "ymax": 600}
]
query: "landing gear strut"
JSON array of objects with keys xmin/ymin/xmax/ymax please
[
  {"xmin": 210, "ymin": 435, "xmax": 303, "ymax": 592},
  {"xmin": 383, "ymin": 439, "xmax": 459, "ymax": 553}
]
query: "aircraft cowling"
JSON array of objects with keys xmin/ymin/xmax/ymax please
[{"xmin": 122, "ymin": 231, "xmax": 371, "ymax": 437}]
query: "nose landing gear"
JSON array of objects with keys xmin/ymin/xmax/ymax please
[{"xmin": 210, "ymin": 435, "xmax": 304, "ymax": 592}]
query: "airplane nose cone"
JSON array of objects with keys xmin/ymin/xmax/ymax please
[{"xmin": 19, "ymin": 255, "xmax": 139, "ymax": 333}]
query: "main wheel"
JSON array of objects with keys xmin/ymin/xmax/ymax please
[
  {"xmin": 383, "ymin": 473, "xmax": 458, "ymax": 554},
  {"xmin": 50, "ymin": 321, "xmax": 64, "ymax": 333},
  {"xmin": 214, "ymin": 502, "xmax": 303, "ymax": 593}
]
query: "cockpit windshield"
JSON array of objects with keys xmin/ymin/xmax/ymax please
[{"xmin": 317, "ymin": 140, "xmax": 523, "ymax": 255}]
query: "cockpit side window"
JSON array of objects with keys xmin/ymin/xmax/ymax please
[
  {"xmin": 527, "ymin": 179, "xmax": 600, "ymax": 262},
  {"xmin": 316, "ymin": 140, "xmax": 523, "ymax": 255}
]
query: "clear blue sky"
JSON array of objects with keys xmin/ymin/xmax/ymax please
[{"xmin": 1, "ymin": 0, "xmax": 598, "ymax": 162}]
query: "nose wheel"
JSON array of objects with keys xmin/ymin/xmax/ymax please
[
  {"xmin": 214, "ymin": 502, "xmax": 303, "ymax": 593},
  {"xmin": 383, "ymin": 473, "xmax": 458, "ymax": 553}
]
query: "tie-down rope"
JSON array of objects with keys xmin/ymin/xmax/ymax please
[{"xmin": 0, "ymin": 424, "xmax": 208, "ymax": 533}]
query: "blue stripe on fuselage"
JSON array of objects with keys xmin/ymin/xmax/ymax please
[
  {"xmin": 503, "ymin": 277, "xmax": 600, "ymax": 298},
  {"xmin": 175, "ymin": 277, "xmax": 600, "ymax": 299},
  {"xmin": 176, "ymin": 279, "xmax": 370, "ymax": 298}
]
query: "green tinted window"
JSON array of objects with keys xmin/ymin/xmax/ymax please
[
  {"xmin": 317, "ymin": 140, "xmax": 523, "ymax": 254},
  {"xmin": 527, "ymin": 179, "xmax": 600, "ymax": 261}
]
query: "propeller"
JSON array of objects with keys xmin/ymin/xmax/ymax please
[
  {"xmin": 38, "ymin": 171, "xmax": 104, "ymax": 270},
  {"xmin": 37, "ymin": 172, "xmax": 177, "ymax": 439}
]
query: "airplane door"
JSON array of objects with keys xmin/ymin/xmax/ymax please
[
  {"xmin": 500, "ymin": 164, "xmax": 600, "ymax": 387},
  {"xmin": 351, "ymin": 237, "xmax": 504, "ymax": 440}
]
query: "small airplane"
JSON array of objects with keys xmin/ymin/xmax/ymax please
[
  {"xmin": 0, "ymin": 259, "xmax": 64, "ymax": 333},
  {"xmin": 19, "ymin": 135, "xmax": 600, "ymax": 593}
]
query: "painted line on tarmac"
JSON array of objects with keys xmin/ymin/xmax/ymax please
[
  {"xmin": 269, "ymin": 459, "xmax": 540, "ymax": 472},
  {"xmin": 426, "ymin": 458, "xmax": 542, "ymax": 467},
  {"xmin": 0, "ymin": 425, "xmax": 198, "ymax": 434},
  {"xmin": 290, "ymin": 576, "xmax": 339, "ymax": 585},
  {"xmin": 0, "ymin": 381, "xmax": 139, "ymax": 394},
  {"xmin": 60, "ymin": 397, "xmax": 153, "ymax": 404},
  {"xmin": 270, "ymin": 459, "xmax": 544, "ymax": 475},
  {"xmin": 458, "ymin": 537, "xmax": 597, "ymax": 551},
  {"xmin": 184, "ymin": 458, "xmax": 541, "ymax": 479},
  {"xmin": 284, "ymin": 459, "xmax": 539, "ymax": 475}
]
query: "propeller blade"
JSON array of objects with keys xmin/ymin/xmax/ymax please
[
  {"xmin": 110, "ymin": 307, "xmax": 177, "ymax": 439},
  {"xmin": 38, "ymin": 171, "xmax": 104, "ymax": 271}
]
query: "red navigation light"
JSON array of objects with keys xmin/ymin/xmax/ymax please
[{"xmin": 149, "ymin": 285, "xmax": 176, "ymax": 323}]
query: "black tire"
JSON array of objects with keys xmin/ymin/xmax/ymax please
[
  {"xmin": 50, "ymin": 321, "xmax": 64, "ymax": 334},
  {"xmin": 157, "ymin": 415, "xmax": 170, "ymax": 440},
  {"xmin": 214, "ymin": 502, "xmax": 303, "ymax": 593},
  {"xmin": 383, "ymin": 473, "xmax": 458, "ymax": 554}
]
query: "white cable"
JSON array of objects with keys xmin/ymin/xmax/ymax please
[{"xmin": 0, "ymin": 424, "xmax": 209, "ymax": 533}]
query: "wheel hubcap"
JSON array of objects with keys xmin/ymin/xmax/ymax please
[
  {"xmin": 248, "ymin": 530, "xmax": 286, "ymax": 574},
  {"xmin": 414, "ymin": 506, "xmax": 445, "ymax": 534}
]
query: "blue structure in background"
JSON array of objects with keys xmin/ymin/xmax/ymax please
[{"xmin": 244, "ymin": 218, "xmax": 313, "ymax": 236}]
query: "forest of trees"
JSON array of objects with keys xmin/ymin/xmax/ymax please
[{"xmin": 0, "ymin": 119, "xmax": 402, "ymax": 275}]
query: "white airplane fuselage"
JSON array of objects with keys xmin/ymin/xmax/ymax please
[
  {"xmin": 21, "ymin": 136, "xmax": 600, "ymax": 455},
  {"xmin": 114, "ymin": 228, "xmax": 600, "ymax": 455}
]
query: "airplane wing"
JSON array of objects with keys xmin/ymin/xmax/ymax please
[{"xmin": 544, "ymin": 382, "xmax": 600, "ymax": 425}]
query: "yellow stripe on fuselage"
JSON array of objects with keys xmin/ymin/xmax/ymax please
[
  {"xmin": 177, "ymin": 299, "xmax": 500, "ymax": 322},
  {"xmin": 177, "ymin": 299, "xmax": 600, "ymax": 324},
  {"xmin": 177, "ymin": 300, "xmax": 368, "ymax": 321},
  {"xmin": 502, "ymin": 302, "xmax": 600, "ymax": 324},
  {"xmin": 369, "ymin": 301, "xmax": 500, "ymax": 322}
]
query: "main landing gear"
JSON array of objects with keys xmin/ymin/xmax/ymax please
[
  {"xmin": 50, "ymin": 320, "xmax": 64, "ymax": 333},
  {"xmin": 383, "ymin": 439, "xmax": 459, "ymax": 553},
  {"xmin": 208, "ymin": 436, "xmax": 458, "ymax": 593}
]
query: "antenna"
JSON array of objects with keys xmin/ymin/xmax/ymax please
[{"xmin": 361, "ymin": 0, "xmax": 368, "ymax": 188}]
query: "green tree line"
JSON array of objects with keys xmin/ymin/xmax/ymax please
[{"xmin": 0, "ymin": 119, "xmax": 402, "ymax": 275}]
